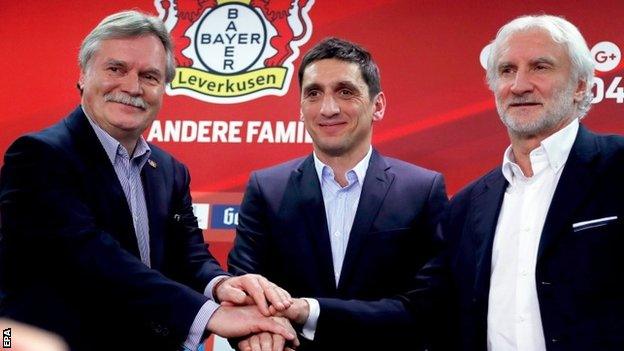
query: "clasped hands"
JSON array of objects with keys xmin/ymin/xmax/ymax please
[{"xmin": 206, "ymin": 274, "xmax": 309, "ymax": 351}]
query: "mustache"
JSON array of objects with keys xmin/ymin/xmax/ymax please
[{"xmin": 104, "ymin": 92, "xmax": 147, "ymax": 110}]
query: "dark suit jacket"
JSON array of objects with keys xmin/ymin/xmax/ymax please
[
  {"xmin": 228, "ymin": 150, "xmax": 448, "ymax": 350},
  {"xmin": 0, "ymin": 107, "xmax": 227, "ymax": 351},
  {"xmin": 430, "ymin": 125, "xmax": 624, "ymax": 350}
]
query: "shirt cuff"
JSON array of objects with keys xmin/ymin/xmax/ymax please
[
  {"xmin": 183, "ymin": 300, "xmax": 220, "ymax": 350},
  {"xmin": 205, "ymin": 275, "xmax": 229, "ymax": 301},
  {"xmin": 301, "ymin": 298, "xmax": 320, "ymax": 341}
]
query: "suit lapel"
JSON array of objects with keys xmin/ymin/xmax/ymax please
[
  {"xmin": 142, "ymin": 157, "xmax": 166, "ymax": 269},
  {"xmin": 537, "ymin": 125, "xmax": 599, "ymax": 260},
  {"xmin": 338, "ymin": 150, "xmax": 393, "ymax": 291},
  {"xmin": 64, "ymin": 107, "xmax": 139, "ymax": 257},
  {"xmin": 470, "ymin": 169, "xmax": 507, "ymax": 303},
  {"xmin": 291, "ymin": 155, "xmax": 336, "ymax": 292}
]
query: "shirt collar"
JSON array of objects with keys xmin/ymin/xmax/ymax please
[
  {"xmin": 501, "ymin": 118, "xmax": 579, "ymax": 185},
  {"xmin": 313, "ymin": 146, "xmax": 373, "ymax": 186},
  {"xmin": 82, "ymin": 105, "xmax": 151, "ymax": 164}
]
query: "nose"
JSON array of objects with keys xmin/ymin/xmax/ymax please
[
  {"xmin": 320, "ymin": 94, "xmax": 340, "ymax": 117},
  {"xmin": 510, "ymin": 69, "xmax": 534, "ymax": 95},
  {"xmin": 120, "ymin": 72, "xmax": 143, "ymax": 96}
]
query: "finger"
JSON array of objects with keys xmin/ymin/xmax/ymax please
[
  {"xmin": 287, "ymin": 330, "xmax": 300, "ymax": 348},
  {"xmin": 250, "ymin": 334, "xmax": 261, "ymax": 351},
  {"xmin": 258, "ymin": 278, "xmax": 285, "ymax": 311},
  {"xmin": 280, "ymin": 286, "xmax": 292, "ymax": 302},
  {"xmin": 238, "ymin": 339, "xmax": 252, "ymax": 351},
  {"xmin": 242, "ymin": 294, "xmax": 256, "ymax": 306},
  {"xmin": 254, "ymin": 318, "xmax": 295, "ymax": 341},
  {"xmin": 259, "ymin": 332, "xmax": 273, "ymax": 351},
  {"xmin": 272, "ymin": 333, "xmax": 285, "ymax": 351},
  {"xmin": 271, "ymin": 283, "xmax": 292, "ymax": 310},
  {"xmin": 273, "ymin": 286, "xmax": 292, "ymax": 310},
  {"xmin": 273, "ymin": 316, "xmax": 298, "ymax": 347},
  {"xmin": 243, "ymin": 276, "xmax": 270, "ymax": 315},
  {"xmin": 218, "ymin": 284, "xmax": 248, "ymax": 305}
]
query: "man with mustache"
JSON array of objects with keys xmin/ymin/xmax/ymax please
[
  {"xmin": 409, "ymin": 15, "xmax": 624, "ymax": 350},
  {"xmin": 228, "ymin": 37, "xmax": 448, "ymax": 350},
  {"xmin": 0, "ymin": 10, "xmax": 298, "ymax": 351}
]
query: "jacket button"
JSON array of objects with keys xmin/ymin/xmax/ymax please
[
  {"xmin": 541, "ymin": 281, "xmax": 552, "ymax": 285},
  {"xmin": 551, "ymin": 337, "xmax": 558, "ymax": 343}
]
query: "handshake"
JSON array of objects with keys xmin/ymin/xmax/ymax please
[{"xmin": 206, "ymin": 274, "xmax": 308, "ymax": 351}]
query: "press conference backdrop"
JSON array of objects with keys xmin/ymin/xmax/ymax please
[{"xmin": 1, "ymin": 1, "xmax": 622, "ymax": 349}]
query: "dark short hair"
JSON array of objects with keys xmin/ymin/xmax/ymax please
[{"xmin": 298, "ymin": 37, "xmax": 381, "ymax": 97}]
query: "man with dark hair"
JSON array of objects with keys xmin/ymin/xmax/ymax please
[
  {"xmin": 0, "ymin": 10, "xmax": 297, "ymax": 351},
  {"xmin": 228, "ymin": 37, "xmax": 448, "ymax": 350}
]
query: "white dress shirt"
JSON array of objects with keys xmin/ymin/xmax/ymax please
[
  {"xmin": 299, "ymin": 146, "xmax": 372, "ymax": 340},
  {"xmin": 487, "ymin": 119, "xmax": 579, "ymax": 351}
]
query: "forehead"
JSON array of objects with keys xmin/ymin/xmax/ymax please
[
  {"xmin": 90, "ymin": 35, "xmax": 167, "ymax": 69},
  {"xmin": 302, "ymin": 58, "xmax": 366, "ymax": 87},
  {"xmin": 497, "ymin": 29, "xmax": 569, "ymax": 64}
]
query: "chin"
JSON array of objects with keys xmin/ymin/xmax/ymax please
[{"xmin": 318, "ymin": 143, "xmax": 348, "ymax": 157}]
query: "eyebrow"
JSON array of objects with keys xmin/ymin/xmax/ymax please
[
  {"xmin": 103, "ymin": 58, "xmax": 163, "ymax": 78},
  {"xmin": 530, "ymin": 57, "xmax": 556, "ymax": 65},
  {"xmin": 105, "ymin": 58, "xmax": 126, "ymax": 66},
  {"xmin": 142, "ymin": 67, "xmax": 163, "ymax": 79},
  {"xmin": 497, "ymin": 56, "xmax": 557, "ymax": 69},
  {"xmin": 335, "ymin": 81, "xmax": 359, "ymax": 92},
  {"xmin": 302, "ymin": 80, "xmax": 361, "ymax": 94},
  {"xmin": 302, "ymin": 82, "xmax": 321, "ymax": 95}
]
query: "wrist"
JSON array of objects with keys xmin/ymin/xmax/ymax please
[
  {"xmin": 212, "ymin": 277, "xmax": 230, "ymax": 303},
  {"xmin": 295, "ymin": 298, "xmax": 310, "ymax": 325}
]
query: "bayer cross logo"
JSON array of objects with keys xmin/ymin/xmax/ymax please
[
  {"xmin": 156, "ymin": 0, "xmax": 314, "ymax": 104},
  {"xmin": 195, "ymin": 4, "xmax": 267, "ymax": 74}
]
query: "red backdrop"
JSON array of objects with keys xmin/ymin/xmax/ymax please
[{"xmin": 1, "ymin": 1, "xmax": 622, "ymax": 349}]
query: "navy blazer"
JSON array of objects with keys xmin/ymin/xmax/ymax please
[
  {"xmin": 228, "ymin": 150, "xmax": 448, "ymax": 350},
  {"xmin": 0, "ymin": 107, "xmax": 227, "ymax": 351},
  {"xmin": 428, "ymin": 125, "xmax": 624, "ymax": 350}
]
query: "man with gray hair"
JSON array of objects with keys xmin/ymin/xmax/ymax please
[
  {"xmin": 408, "ymin": 14, "xmax": 624, "ymax": 350},
  {"xmin": 0, "ymin": 10, "xmax": 298, "ymax": 351}
]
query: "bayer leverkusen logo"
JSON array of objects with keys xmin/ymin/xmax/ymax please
[{"xmin": 155, "ymin": 0, "xmax": 314, "ymax": 104}]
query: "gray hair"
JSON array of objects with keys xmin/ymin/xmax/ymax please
[
  {"xmin": 486, "ymin": 15, "xmax": 595, "ymax": 119},
  {"xmin": 79, "ymin": 10, "xmax": 175, "ymax": 83}
]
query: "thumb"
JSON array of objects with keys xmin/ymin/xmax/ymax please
[{"xmin": 219, "ymin": 285, "xmax": 248, "ymax": 304}]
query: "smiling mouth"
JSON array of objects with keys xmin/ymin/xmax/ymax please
[
  {"xmin": 509, "ymin": 102, "xmax": 542, "ymax": 108},
  {"xmin": 111, "ymin": 101, "xmax": 146, "ymax": 111},
  {"xmin": 319, "ymin": 121, "xmax": 347, "ymax": 127}
]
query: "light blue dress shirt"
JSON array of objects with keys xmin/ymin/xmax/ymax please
[
  {"xmin": 300, "ymin": 146, "xmax": 372, "ymax": 339},
  {"xmin": 84, "ymin": 109, "xmax": 220, "ymax": 351}
]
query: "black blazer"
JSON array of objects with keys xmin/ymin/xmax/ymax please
[
  {"xmin": 228, "ymin": 150, "xmax": 448, "ymax": 350},
  {"xmin": 427, "ymin": 125, "xmax": 624, "ymax": 350},
  {"xmin": 0, "ymin": 107, "xmax": 227, "ymax": 351}
]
